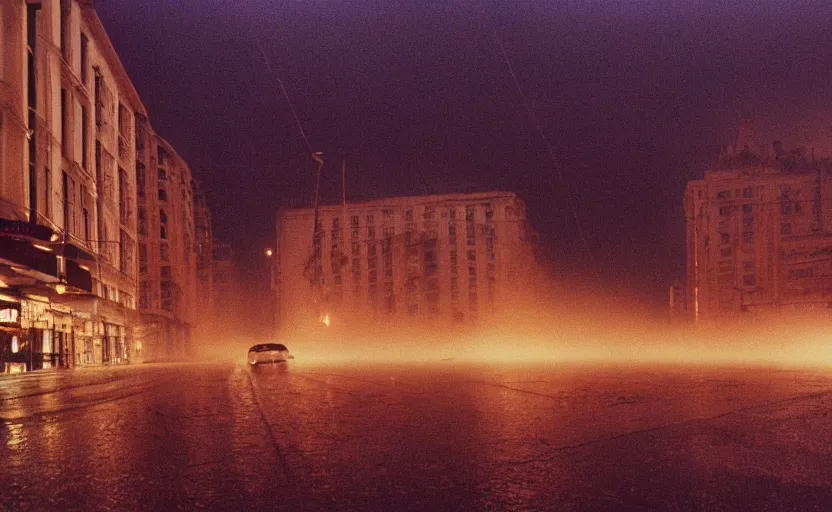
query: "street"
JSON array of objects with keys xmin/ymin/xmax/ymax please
[{"xmin": 3, "ymin": 361, "xmax": 832, "ymax": 511}]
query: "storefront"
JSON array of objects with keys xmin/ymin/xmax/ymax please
[
  {"xmin": 0, "ymin": 301, "xmax": 26, "ymax": 374},
  {"xmin": 73, "ymin": 313, "xmax": 95, "ymax": 365}
]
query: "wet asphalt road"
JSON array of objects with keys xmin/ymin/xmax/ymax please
[{"xmin": 3, "ymin": 361, "xmax": 832, "ymax": 511}]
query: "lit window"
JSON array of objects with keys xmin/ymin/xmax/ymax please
[{"xmin": 11, "ymin": 336, "xmax": 19, "ymax": 353}]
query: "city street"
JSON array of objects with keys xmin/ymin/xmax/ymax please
[{"xmin": 3, "ymin": 361, "xmax": 832, "ymax": 510}]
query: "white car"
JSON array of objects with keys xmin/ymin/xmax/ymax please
[{"xmin": 248, "ymin": 343, "xmax": 293, "ymax": 367}]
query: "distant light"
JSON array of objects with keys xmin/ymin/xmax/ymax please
[
  {"xmin": 55, "ymin": 283, "xmax": 67, "ymax": 295},
  {"xmin": 0, "ymin": 279, "xmax": 7, "ymax": 288},
  {"xmin": 321, "ymin": 313, "xmax": 330, "ymax": 327},
  {"xmin": 50, "ymin": 233, "xmax": 60, "ymax": 242},
  {"xmin": 266, "ymin": 248, "xmax": 273, "ymax": 257},
  {"xmin": 11, "ymin": 336, "xmax": 19, "ymax": 353},
  {"xmin": 33, "ymin": 244, "xmax": 52, "ymax": 252}
]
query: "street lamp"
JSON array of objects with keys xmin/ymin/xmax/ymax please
[{"xmin": 265, "ymin": 248, "xmax": 275, "ymax": 338}]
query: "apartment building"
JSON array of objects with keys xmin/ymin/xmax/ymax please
[
  {"xmin": 0, "ymin": 1, "xmax": 207, "ymax": 372},
  {"xmin": 273, "ymin": 192, "xmax": 538, "ymax": 335},
  {"xmin": 684, "ymin": 123, "xmax": 832, "ymax": 321},
  {"xmin": 134, "ymin": 129, "xmax": 199, "ymax": 361}
]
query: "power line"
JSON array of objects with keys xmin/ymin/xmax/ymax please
[
  {"xmin": 254, "ymin": 38, "xmax": 315, "ymax": 157},
  {"xmin": 490, "ymin": 28, "xmax": 595, "ymax": 266}
]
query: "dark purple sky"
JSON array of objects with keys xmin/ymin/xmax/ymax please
[{"xmin": 97, "ymin": 0, "xmax": 832, "ymax": 311}]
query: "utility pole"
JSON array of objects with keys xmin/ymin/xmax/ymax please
[{"xmin": 311, "ymin": 152, "xmax": 324, "ymax": 289}]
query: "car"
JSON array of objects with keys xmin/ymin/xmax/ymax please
[{"xmin": 248, "ymin": 343, "xmax": 293, "ymax": 367}]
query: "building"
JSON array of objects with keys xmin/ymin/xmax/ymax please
[
  {"xmin": 0, "ymin": 0, "xmax": 205, "ymax": 373},
  {"xmin": 134, "ymin": 129, "xmax": 198, "ymax": 361},
  {"xmin": 193, "ymin": 181, "xmax": 213, "ymax": 326},
  {"xmin": 684, "ymin": 123, "xmax": 832, "ymax": 321},
  {"xmin": 273, "ymin": 192, "xmax": 538, "ymax": 336}
]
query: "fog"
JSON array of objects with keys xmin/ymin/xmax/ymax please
[{"xmin": 189, "ymin": 273, "xmax": 832, "ymax": 369}]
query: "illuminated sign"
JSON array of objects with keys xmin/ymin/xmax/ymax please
[
  {"xmin": 0, "ymin": 219, "xmax": 54, "ymax": 242},
  {"xmin": 0, "ymin": 307, "xmax": 20, "ymax": 324}
]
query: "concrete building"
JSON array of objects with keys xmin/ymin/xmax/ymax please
[
  {"xmin": 193, "ymin": 181, "xmax": 213, "ymax": 327},
  {"xmin": 684, "ymin": 123, "xmax": 832, "ymax": 321},
  {"xmin": 134, "ymin": 129, "xmax": 198, "ymax": 361},
  {"xmin": 210, "ymin": 241, "xmax": 236, "ymax": 328},
  {"xmin": 0, "ymin": 0, "xmax": 205, "ymax": 373},
  {"xmin": 273, "ymin": 192, "xmax": 538, "ymax": 335}
]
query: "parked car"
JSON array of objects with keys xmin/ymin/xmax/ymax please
[{"xmin": 248, "ymin": 343, "xmax": 293, "ymax": 367}]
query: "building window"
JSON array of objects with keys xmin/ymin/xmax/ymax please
[
  {"xmin": 781, "ymin": 223, "xmax": 792, "ymax": 235},
  {"xmin": 350, "ymin": 215, "xmax": 359, "ymax": 227},
  {"xmin": 423, "ymin": 206, "xmax": 435, "ymax": 220},
  {"xmin": 137, "ymin": 163, "xmax": 145, "ymax": 196},
  {"xmin": 81, "ymin": 105, "xmax": 89, "ymax": 170},
  {"xmin": 405, "ymin": 209, "xmax": 413, "ymax": 222},
  {"xmin": 716, "ymin": 190, "xmax": 730, "ymax": 199},
  {"xmin": 158, "ymin": 168, "xmax": 167, "ymax": 181},
  {"xmin": 719, "ymin": 206, "xmax": 731, "ymax": 217},
  {"xmin": 119, "ymin": 168, "xmax": 130, "ymax": 225},
  {"xmin": 62, "ymin": 171, "xmax": 70, "ymax": 237},
  {"xmin": 119, "ymin": 229, "xmax": 133, "ymax": 275},
  {"xmin": 60, "ymin": 89, "xmax": 68, "ymax": 156},
  {"xmin": 80, "ymin": 33, "xmax": 89, "ymax": 84},
  {"xmin": 43, "ymin": 167, "xmax": 52, "ymax": 219},
  {"xmin": 742, "ymin": 187, "xmax": 753, "ymax": 198},
  {"xmin": 742, "ymin": 232, "xmax": 754, "ymax": 244},
  {"xmin": 158, "ymin": 188, "xmax": 167, "ymax": 201},
  {"xmin": 788, "ymin": 268, "xmax": 813, "ymax": 280},
  {"xmin": 781, "ymin": 203, "xmax": 792, "ymax": 215},
  {"xmin": 60, "ymin": 0, "xmax": 70, "ymax": 61},
  {"xmin": 160, "ymin": 243, "xmax": 169, "ymax": 262},
  {"xmin": 743, "ymin": 260, "xmax": 755, "ymax": 272},
  {"xmin": 367, "ymin": 215, "xmax": 374, "ymax": 226},
  {"xmin": 743, "ymin": 275, "xmax": 756, "ymax": 286},
  {"xmin": 160, "ymin": 225, "xmax": 167, "ymax": 239},
  {"xmin": 368, "ymin": 226, "xmax": 375, "ymax": 239},
  {"xmin": 794, "ymin": 202, "xmax": 802, "ymax": 214},
  {"xmin": 80, "ymin": 185, "xmax": 89, "ymax": 241},
  {"xmin": 139, "ymin": 281, "xmax": 149, "ymax": 309},
  {"xmin": 139, "ymin": 243, "xmax": 147, "ymax": 272},
  {"xmin": 742, "ymin": 204, "xmax": 753, "ymax": 214},
  {"xmin": 719, "ymin": 247, "xmax": 731, "ymax": 258}
]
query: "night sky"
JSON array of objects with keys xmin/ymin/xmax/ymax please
[{"xmin": 96, "ymin": 0, "xmax": 832, "ymax": 311}]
